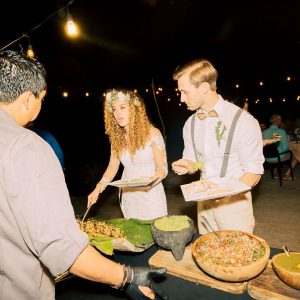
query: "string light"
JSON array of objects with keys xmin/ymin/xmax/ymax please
[
  {"xmin": 24, "ymin": 34, "xmax": 35, "ymax": 58},
  {"xmin": 0, "ymin": 0, "xmax": 77, "ymax": 52},
  {"xmin": 65, "ymin": 1, "xmax": 79, "ymax": 38},
  {"xmin": 62, "ymin": 91, "xmax": 69, "ymax": 98}
]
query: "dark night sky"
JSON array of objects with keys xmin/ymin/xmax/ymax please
[
  {"xmin": 1, "ymin": 0, "xmax": 300, "ymax": 192},
  {"xmin": 1, "ymin": 0, "xmax": 300, "ymax": 88}
]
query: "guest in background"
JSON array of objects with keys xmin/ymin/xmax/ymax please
[
  {"xmin": 262, "ymin": 114, "xmax": 290, "ymax": 162},
  {"xmin": 27, "ymin": 122, "xmax": 65, "ymax": 170},
  {"xmin": 88, "ymin": 88, "xmax": 168, "ymax": 220},
  {"xmin": 259, "ymin": 121, "xmax": 267, "ymax": 131},
  {"xmin": 231, "ymin": 98, "xmax": 250, "ymax": 112},
  {"xmin": 282, "ymin": 117, "xmax": 295, "ymax": 139}
]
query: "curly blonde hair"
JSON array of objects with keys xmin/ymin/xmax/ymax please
[{"xmin": 104, "ymin": 89, "xmax": 152, "ymax": 157}]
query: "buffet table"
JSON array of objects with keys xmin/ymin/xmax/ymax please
[{"xmin": 56, "ymin": 239, "xmax": 283, "ymax": 300}]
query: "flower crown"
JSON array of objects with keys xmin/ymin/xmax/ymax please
[{"xmin": 105, "ymin": 89, "xmax": 140, "ymax": 112}]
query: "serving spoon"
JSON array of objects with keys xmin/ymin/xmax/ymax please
[
  {"xmin": 282, "ymin": 245, "xmax": 290, "ymax": 256},
  {"xmin": 201, "ymin": 216, "xmax": 221, "ymax": 241},
  {"xmin": 81, "ymin": 203, "xmax": 93, "ymax": 226}
]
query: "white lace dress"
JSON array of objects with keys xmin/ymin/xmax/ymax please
[{"xmin": 119, "ymin": 134, "xmax": 168, "ymax": 220}]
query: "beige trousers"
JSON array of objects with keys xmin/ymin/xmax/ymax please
[{"xmin": 197, "ymin": 191, "xmax": 255, "ymax": 234}]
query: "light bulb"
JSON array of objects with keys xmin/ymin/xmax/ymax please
[
  {"xmin": 26, "ymin": 44, "xmax": 35, "ymax": 58},
  {"xmin": 66, "ymin": 14, "xmax": 79, "ymax": 37}
]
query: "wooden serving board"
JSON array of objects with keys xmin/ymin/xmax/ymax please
[
  {"xmin": 148, "ymin": 245, "xmax": 247, "ymax": 294},
  {"xmin": 248, "ymin": 260, "xmax": 300, "ymax": 300}
]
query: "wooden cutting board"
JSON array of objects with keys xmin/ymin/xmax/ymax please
[
  {"xmin": 248, "ymin": 260, "xmax": 300, "ymax": 300},
  {"xmin": 148, "ymin": 245, "xmax": 247, "ymax": 294}
]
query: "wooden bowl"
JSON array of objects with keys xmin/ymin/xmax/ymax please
[
  {"xmin": 192, "ymin": 230, "xmax": 270, "ymax": 282},
  {"xmin": 272, "ymin": 252, "xmax": 300, "ymax": 289},
  {"xmin": 151, "ymin": 215, "xmax": 194, "ymax": 261}
]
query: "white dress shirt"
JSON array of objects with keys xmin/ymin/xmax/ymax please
[
  {"xmin": 182, "ymin": 95, "xmax": 264, "ymax": 179},
  {"xmin": 181, "ymin": 95, "xmax": 264, "ymax": 233}
]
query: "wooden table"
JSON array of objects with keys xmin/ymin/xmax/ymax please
[{"xmin": 289, "ymin": 141, "xmax": 300, "ymax": 162}]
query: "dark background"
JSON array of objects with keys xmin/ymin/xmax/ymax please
[{"xmin": 1, "ymin": 0, "xmax": 300, "ymax": 194}]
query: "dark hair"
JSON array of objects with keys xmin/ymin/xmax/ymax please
[{"xmin": 0, "ymin": 50, "xmax": 47, "ymax": 104}]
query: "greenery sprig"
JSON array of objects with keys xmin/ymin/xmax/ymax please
[{"xmin": 215, "ymin": 121, "xmax": 227, "ymax": 146}]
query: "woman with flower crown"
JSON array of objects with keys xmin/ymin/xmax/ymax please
[{"xmin": 88, "ymin": 88, "xmax": 168, "ymax": 220}]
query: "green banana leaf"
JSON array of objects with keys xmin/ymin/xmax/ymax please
[
  {"xmin": 89, "ymin": 236, "xmax": 114, "ymax": 255},
  {"xmin": 87, "ymin": 218, "xmax": 154, "ymax": 255},
  {"xmin": 105, "ymin": 218, "xmax": 153, "ymax": 246}
]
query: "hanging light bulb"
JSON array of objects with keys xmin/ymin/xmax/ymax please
[
  {"xmin": 65, "ymin": 6, "xmax": 79, "ymax": 38},
  {"xmin": 26, "ymin": 44, "xmax": 35, "ymax": 58},
  {"xmin": 25, "ymin": 34, "xmax": 35, "ymax": 58}
]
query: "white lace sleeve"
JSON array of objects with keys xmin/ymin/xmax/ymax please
[{"xmin": 151, "ymin": 131, "xmax": 168, "ymax": 178}]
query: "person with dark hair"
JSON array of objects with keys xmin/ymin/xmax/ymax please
[
  {"xmin": 171, "ymin": 58, "xmax": 264, "ymax": 234},
  {"xmin": 0, "ymin": 50, "xmax": 166, "ymax": 300},
  {"xmin": 231, "ymin": 98, "xmax": 249, "ymax": 112}
]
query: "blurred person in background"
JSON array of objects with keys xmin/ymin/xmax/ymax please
[
  {"xmin": 262, "ymin": 114, "xmax": 290, "ymax": 162},
  {"xmin": 27, "ymin": 121, "xmax": 65, "ymax": 170}
]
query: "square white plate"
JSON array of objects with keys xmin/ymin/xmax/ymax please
[
  {"xmin": 108, "ymin": 176, "xmax": 157, "ymax": 188},
  {"xmin": 180, "ymin": 177, "xmax": 251, "ymax": 202}
]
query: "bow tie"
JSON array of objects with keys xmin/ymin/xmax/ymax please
[{"xmin": 197, "ymin": 110, "xmax": 219, "ymax": 120}]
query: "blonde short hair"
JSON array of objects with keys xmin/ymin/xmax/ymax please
[{"xmin": 173, "ymin": 59, "xmax": 218, "ymax": 91}]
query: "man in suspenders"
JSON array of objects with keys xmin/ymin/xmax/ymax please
[{"xmin": 172, "ymin": 59, "xmax": 264, "ymax": 234}]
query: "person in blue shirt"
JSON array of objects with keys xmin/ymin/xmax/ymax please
[
  {"xmin": 262, "ymin": 114, "xmax": 289, "ymax": 162},
  {"xmin": 27, "ymin": 123, "xmax": 65, "ymax": 169}
]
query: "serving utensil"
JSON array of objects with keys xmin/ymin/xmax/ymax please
[
  {"xmin": 81, "ymin": 203, "xmax": 93, "ymax": 226},
  {"xmin": 201, "ymin": 216, "xmax": 221, "ymax": 241},
  {"xmin": 282, "ymin": 245, "xmax": 290, "ymax": 256}
]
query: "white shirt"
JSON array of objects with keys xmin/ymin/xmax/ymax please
[{"xmin": 182, "ymin": 96, "xmax": 264, "ymax": 179}]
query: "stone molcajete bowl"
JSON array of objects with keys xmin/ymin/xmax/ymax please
[{"xmin": 151, "ymin": 215, "xmax": 194, "ymax": 261}]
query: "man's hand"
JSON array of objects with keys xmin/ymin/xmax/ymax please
[
  {"xmin": 172, "ymin": 159, "xmax": 195, "ymax": 175},
  {"xmin": 124, "ymin": 266, "xmax": 168, "ymax": 300}
]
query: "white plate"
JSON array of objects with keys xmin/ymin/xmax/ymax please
[
  {"xmin": 180, "ymin": 177, "xmax": 251, "ymax": 202},
  {"xmin": 108, "ymin": 176, "xmax": 157, "ymax": 188}
]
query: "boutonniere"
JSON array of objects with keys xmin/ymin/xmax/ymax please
[
  {"xmin": 215, "ymin": 121, "xmax": 227, "ymax": 146},
  {"xmin": 193, "ymin": 160, "xmax": 204, "ymax": 171}
]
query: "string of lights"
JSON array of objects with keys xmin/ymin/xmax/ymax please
[{"xmin": 0, "ymin": 0, "xmax": 78, "ymax": 56}]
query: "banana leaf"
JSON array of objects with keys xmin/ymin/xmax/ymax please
[
  {"xmin": 86, "ymin": 218, "xmax": 154, "ymax": 255},
  {"xmin": 105, "ymin": 218, "xmax": 153, "ymax": 246}
]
